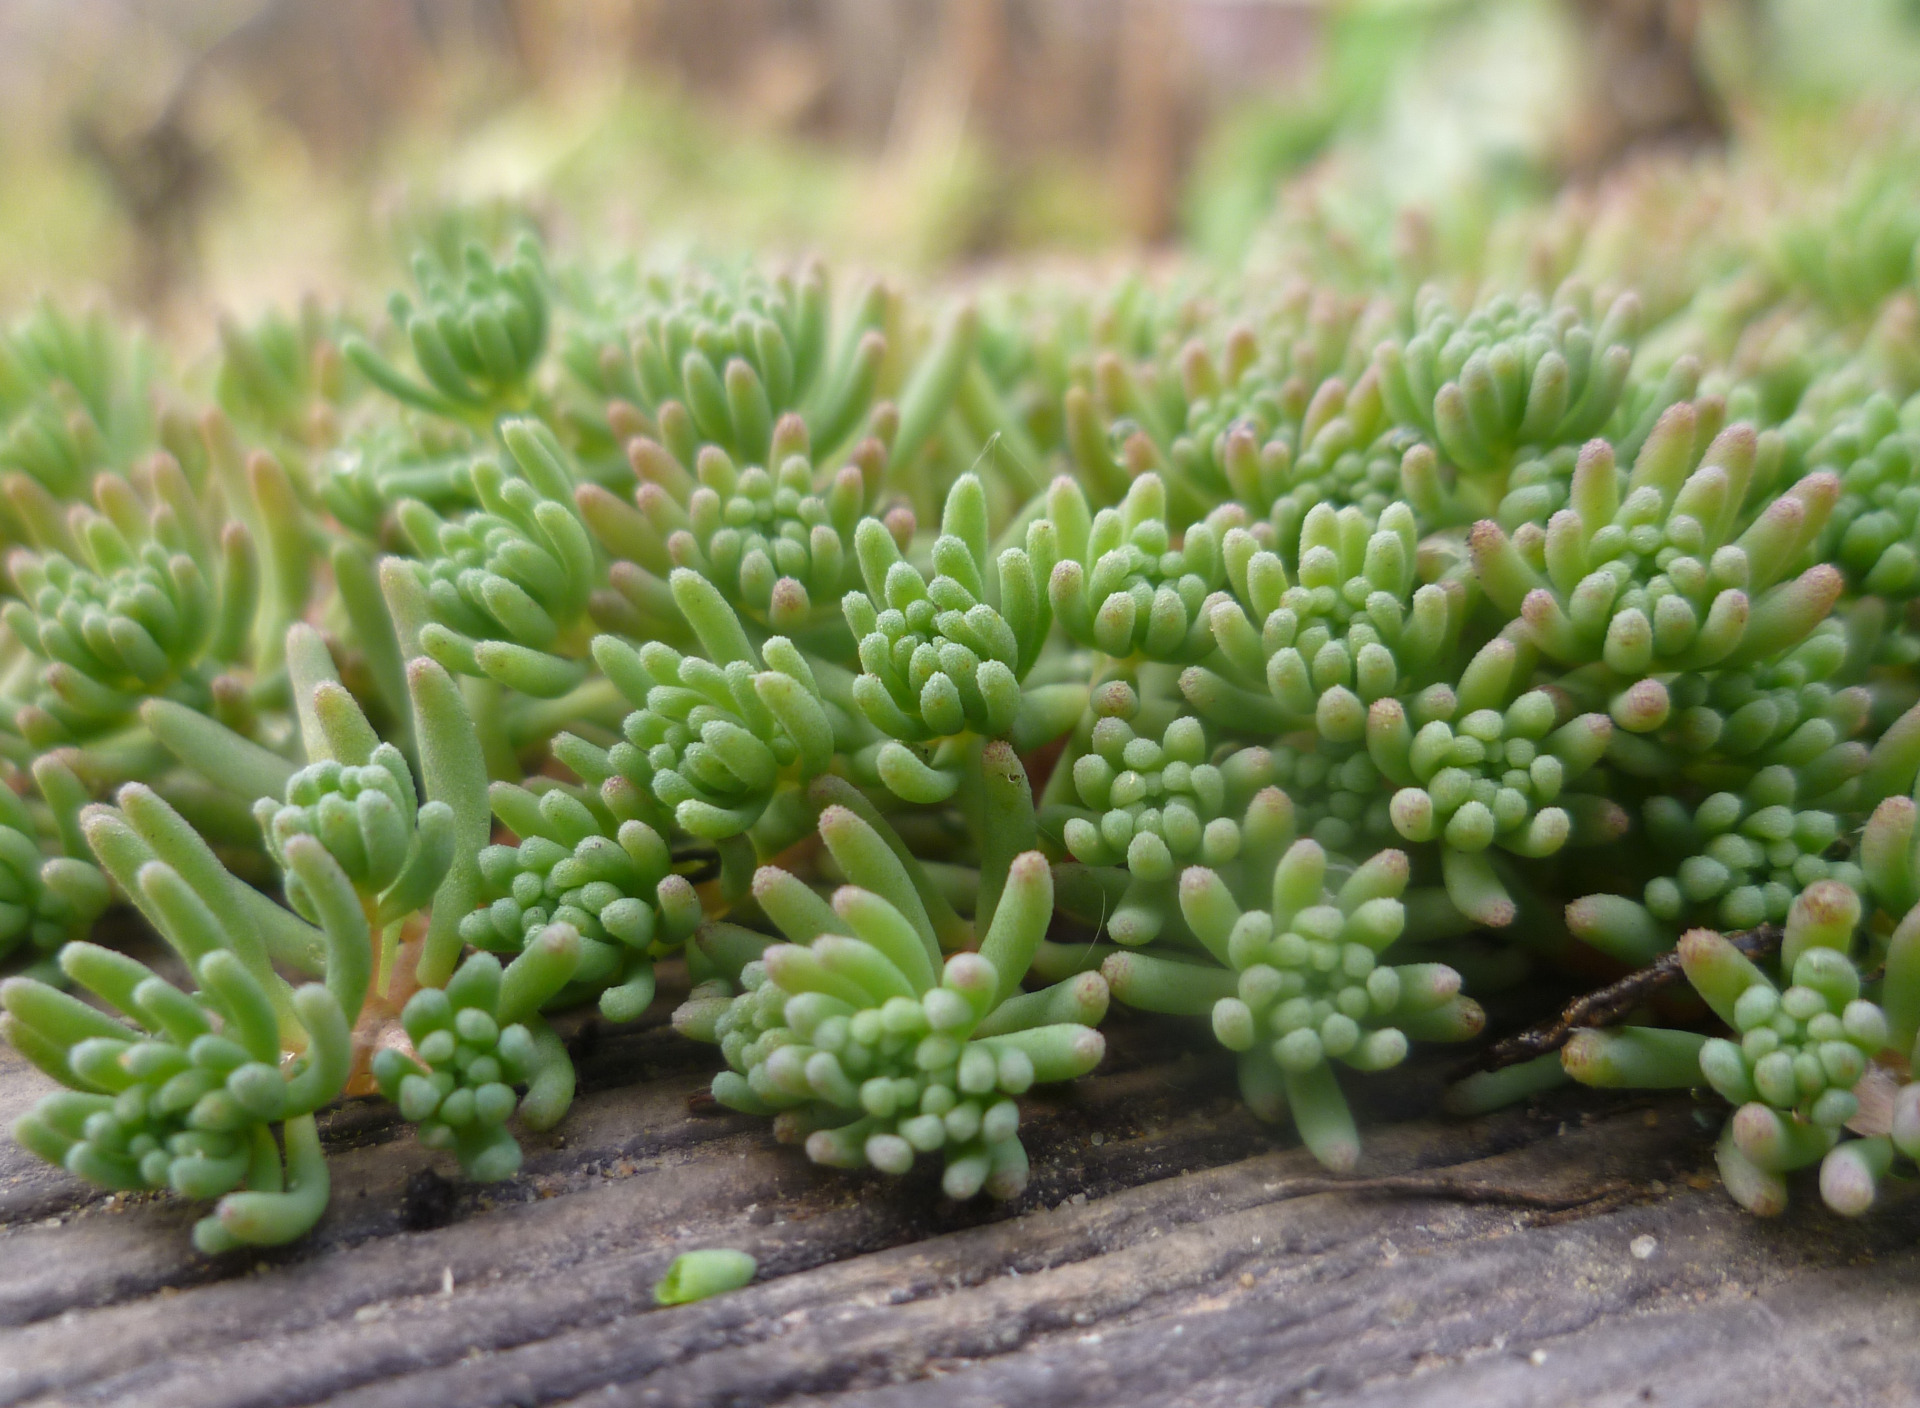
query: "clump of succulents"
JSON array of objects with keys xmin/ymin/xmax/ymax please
[
  {"xmin": 2, "ymin": 777, "xmax": 363, "ymax": 1253},
  {"xmin": 1377, "ymin": 285, "xmax": 1641, "ymax": 522},
  {"xmin": 14, "ymin": 167, "xmax": 1920, "ymax": 1257},
  {"xmin": 1102, "ymin": 822, "xmax": 1482, "ymax": 1170},
  {"xmin": 0, "ymin": 765, "xmax": 110, "ymax": 981},
  {"xmin": 676, "ymin": 774, "xmax": 1108, "ymax": 1199},
  {"xmin": 464, "ymin": 774, "xmax": 704, "ymax": 1022},
  {"xmin": 1561, "ymin": 882, "xmax": 1890, "ymax": 1216},
  {"xmin": 0, "ymin": 302, "xmax": 157, "ymax": 522},
  {"xmin": 370, "ymin": 930, "xmax": 580, "ymax": 1181},
  {"xmin": 343, "ymin": 238, "xmax": 550, "ymax": 422}
]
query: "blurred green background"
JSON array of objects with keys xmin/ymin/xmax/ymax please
[{"xmin": 3, "ymin": 0, "xmax": 1919, "ymax": 336}]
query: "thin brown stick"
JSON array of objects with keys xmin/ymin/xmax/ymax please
[{"xmin": 1462, "ymin": 922, "xmax": 1783, "ymax": 1076}]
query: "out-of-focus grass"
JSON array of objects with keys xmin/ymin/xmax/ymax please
[
  {"xmin": 0, "ymin": 38, "xmax": 1131, "ymax": 346},
  {"xmin": 1189, "ymin": 0, "xmax": 1920, "ymax": 289},
  {"xmin": 7, "ymin": 0, "xmax": 1920, "ymax": 351},
  {"xmin": 0, "ymin": 127, "xmax": 129, "ymax": 307}
]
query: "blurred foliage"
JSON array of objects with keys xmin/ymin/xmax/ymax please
[
  {"xmin": 3, "ymin": 0, "xmax": 1920, "ymax": 339},
  {"xmin": 0, "ymin": 4, "xmax": 1133, "ymax": 332},
  {"xmin": 1190, "ymin": 0, "xmax": 1920, "ymax": 278}
]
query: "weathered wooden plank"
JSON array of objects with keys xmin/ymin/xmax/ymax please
[{"xmin": 3, "ymin": 997, "xmax": 1917, "ymax": 1408}]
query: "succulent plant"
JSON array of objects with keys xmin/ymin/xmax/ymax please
[
  {"xmin": 0, "ymin": 769, "xmax": 109, "ymax": 976},
  {"xmin": 344, "ymin": 238, "xmax": 550, "ymax": 421},
  {"xmin": 370, "ymin": 931, "xmax": 579, "ymax": 1181},
  {"xmin": 0, "ymin": 302, "xmax": 155, "ymax": 521},
  {"xmin": 591, "ymin": 576, "xmax": 859, "ymax": 851},
  {"xmin": 386, "ymin": 418, "xmax": 603, "ymax": 699},
  {"xmin": 580, "ymin": 418, "xmax": 880, "ymax": 640},
  {"xmin": 1045, "ymin": 473, "xmax": 1231, "ymax": 662},
  {"xmin": 1561, "ymin": 879, "xmax": 1893, "ymax": 1213},
  {"xmin": 676, "ymin": 798, "xmax": 1106, "ymax": 1199},
  {"xmin": 3, "ymin": 780, "xmax": 361, "ymax": 1253},
  {"xmin": 842, "ymin": 474, "xmax": 1085, "ymax": 801},
  {"xmin": 214, "ymin": 298, "xmax": 353, "ymax": 453},
  {"xmin": 1377, "ymin": 286, "xmax": 1640, "ymax": 495},
  {"xmin": 1100, "ymin": 798, "xmax": 1481, "ymax": 1169},
  {"xmin": 10, "ymin": 145, "xmax": 1920, "ymax": 1261},
  {"xmin": 2, "ymin": 454, "xmax": 266, "ymax": 748},
  {"xmin": 464, "ymin": 776, "xmax": 702, "ymax": 1021},
  {"xmin": 565, "ymin": 262, "xmax": 888, "ymax": 467},
  {"xmin": 1566, "ymin": 785, "xmax": 1858, "ymax": 965}
]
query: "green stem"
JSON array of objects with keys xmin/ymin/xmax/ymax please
[{"xmin": 1443, "ymin": 1053, "xmax": 1569, "ymax": 1115}]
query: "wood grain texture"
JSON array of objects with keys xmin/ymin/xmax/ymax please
[{"xmin": 4, "ymin": 998, "xmax": 1918, "ymax": 1408}]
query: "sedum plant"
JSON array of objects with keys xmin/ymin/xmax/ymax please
[
  {"xmin": 343, "ymin": 239, "xmax": 550, "ymax": 423},
  {"xmin": 0, "ymin": 768, "xmax": 110, "ymax": 981},
  {"xmin": 0, "ymin": 302, "xmax": 159, "ymax": 533},
  {"xmin": 369, "ymin": 930, "xmax": 580, "ymax": 1181},
  {"xmin": 463, "ymin": 770, "xmax": 704, "ymax": 1023},
  {"xmin": 1561, "ymin": 884, "xmax": 1890, "ymax": 1216},
  {"xmin": 1099, "ymin": 798, "xmax": 1482, "ymax": 1170},
  {"xmin": 675, "ymin": 793, "xmax": 1107, "ymax": 1199},
  {"xmin": 2, "ymin": 780, "xmax": 359, "ymax": 1252},
  {"xmin": 15, "ymin": 160, "xmax": 1920, "ymax": 1256}
]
